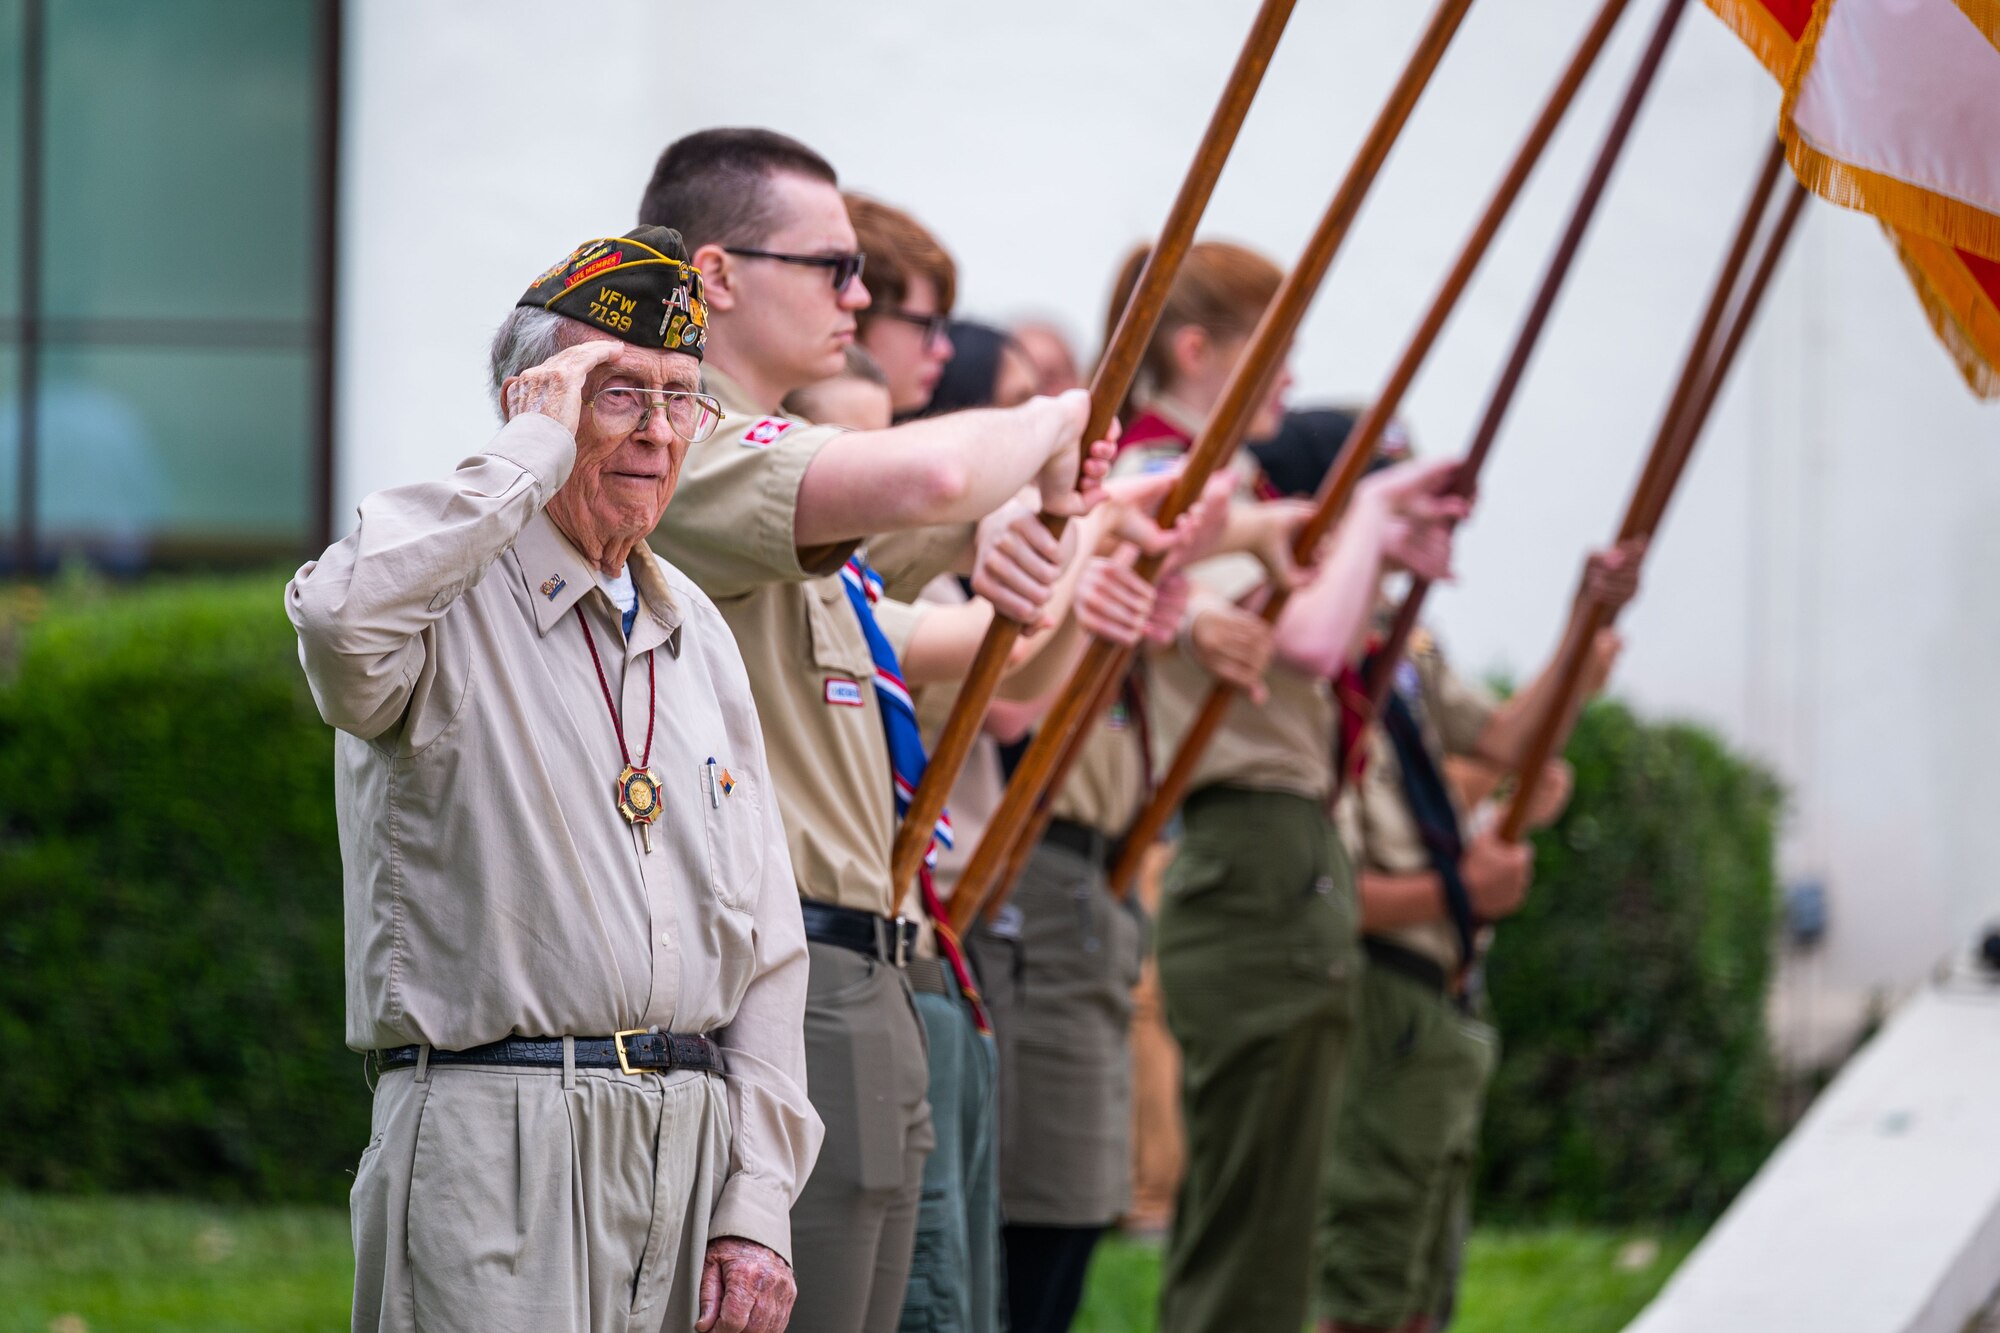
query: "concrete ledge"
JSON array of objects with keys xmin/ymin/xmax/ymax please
[{"xmin": 1628, "ymin": 967, "xmax": 2000, "ymax": 1333}]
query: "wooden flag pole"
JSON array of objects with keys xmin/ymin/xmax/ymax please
[
  {"xmin": 1105, "ymin": 0, "xmax": 1644, "ymax": 899},
  {"xmin": 946, "ymin": 0, "xmax": 1484, "ymax": 935},
  {"xmin": 1494, "ymin": 166, "xmax": 1808, "ymax": 843},
  {"xmin": 889, "ymin": 0, "xmax": 1298, "ymax": 898},
  {"xmin": 1356, "ymin": 0, "xmax": 1701, "ymax": 728}
]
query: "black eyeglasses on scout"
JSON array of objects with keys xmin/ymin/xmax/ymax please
[
  {"xmin": 723, "ymin": 247, "xmax": 867, "ymax": 292},
  {"xmin": 876, "ymin": 307, "xmax": 952, "ymax": 349}
]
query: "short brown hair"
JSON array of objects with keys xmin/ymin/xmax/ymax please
[
  {"xmin": 638, "ymin": 128, "xmax": 838, "ymax": 252},
  {"xmin": 1105, "ymin": 239, "xmax": 1284, "ymax": 415},
  {"xmin": 846, "ymin": 193, "xmax": 956, "ymax": 332}
]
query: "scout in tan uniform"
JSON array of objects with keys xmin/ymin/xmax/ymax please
[
  {"xmin": 1316, "ymin": 554, "xmax": 1639, "ymax": 1333},
  {"xmin": 1099, "ymin": 241, "xmax": 1468, "ymax": 1333},
  {"xmin": 290, "ymin": 228, "xmax": 816, "ymax": 1333},
  {"xmin": 636, "ymin": 129, "xmax": 1121, "ymax": 1333}
]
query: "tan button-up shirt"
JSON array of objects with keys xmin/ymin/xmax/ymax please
[
  {"xmin": 649, "ymin": 367, "xmax": 942, "ymax": 917},
  {"xmin": 1148, "ymin": 551, "xmax": 1339, "ymax": 803},
  {"xmin": 1335, "ymin": 628, "xmax": 1497, "ymax": 969},
  {"xmin": 286, "ymin": 413, "xmax": 820, "ymax": 1260}
]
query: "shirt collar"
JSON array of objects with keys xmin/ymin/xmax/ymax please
[
  {"xmin": 1149, "ymin": 393, "xmax": 1209, "ymax": 441},
  {"xmin": 514, "ymin": 511, "xmax": 682, "ymax": 655},
  {"xmin": 700, "ymin": 364, "xmax": 766, "ymax": 418}
]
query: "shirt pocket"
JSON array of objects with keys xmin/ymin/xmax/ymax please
[
  {"xmin": 805, "ymin": 577, "xmax": 877, "ymax": 680},
  {"xmin": 698, "ymin": 762, "xmax": 762, "ymax": 916}
]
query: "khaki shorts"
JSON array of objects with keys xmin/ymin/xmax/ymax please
[
  {"xmin": 350, "ymin": 1059, "xmax": 729, "ymax": 1333},
  {"xmin": 1316, "ymin": 962, "xmax": 1498, "ymax": 1328}
]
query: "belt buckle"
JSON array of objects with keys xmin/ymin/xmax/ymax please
[
  {"xmin": 613, "ymin": 1029, "xmax": 651, "ymax": 1076},
  {"xmin": 892, "ymin": 915, "xmax": 910, "ymax": 967}
]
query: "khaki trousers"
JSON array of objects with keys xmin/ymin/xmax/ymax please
[
  {"xmin": 788, "ymin": 940, "xmax": 936, "ymax": 1333},
  {"xmin": 350, "ymin": 1058, "xmax": 729, "ymax": 1333}
]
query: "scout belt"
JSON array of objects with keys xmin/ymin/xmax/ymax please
[
  {"xmin": 1043, "ymin": 817, "xmax": 1126, "ymax": 870},
  {"xmin": 1363, "ymin": 935, "xmax": 1453, "ymax": 998},
  {"xmin": 378, "ymin": 1031, "xmax": 724, "ymax": 1077},
  {"xmin": 800, "ymin": 899, "xmax": 917, "ymax": 966}
]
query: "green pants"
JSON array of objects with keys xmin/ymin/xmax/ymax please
[
  {"xmin": 899, "ymin": 972, "xmax": 1003, "ymax": 1333},
  {"xmin": 1155, "ymin": 787, "xmax": 1360, "ymax": 1333},
  {"xmin": 1316, "ymin": 959, "xmax": 1497, "ymax": 1329}
]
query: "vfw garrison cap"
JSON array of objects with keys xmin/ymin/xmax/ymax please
[{"xmin": 518, "ymin": 226, "xmax": 708, "ymax": 357}]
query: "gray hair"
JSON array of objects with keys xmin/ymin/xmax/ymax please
[{"xmin": 488, "ymin": 306, "xmax": 580, "ymax": 420}]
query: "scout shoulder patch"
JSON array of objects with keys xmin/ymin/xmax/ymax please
[
  {"xmin": 824, "ymin": 677, "xmax": 865, "ymax": 707},
  {"xmin": 742, "ymin": 417, "xmax": 797, "ymax": 449}
]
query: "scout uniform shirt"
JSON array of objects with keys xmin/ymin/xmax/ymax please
[
  {"xmin": 1114, "ymin": 397, "xmax": 1334, "ymax": 804},
  {"xmin": 1050, "ymin": 683, "xmax": 1149, "ymax": 836},
  {"xmin": 649, "ymin": 367, "xmax": 951, "ymax": 917},
  {"xmin": 286, "ymin": 412, "xmax": 819, "ymax": 1256},
  {"xmin": 1335, "ymin": 628, "xmax": 1498, "ymax": 971}
]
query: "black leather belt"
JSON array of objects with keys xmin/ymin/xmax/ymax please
[
  {"xmin": 800, "ymin": 899, "xmax": 916, "ymax": 966},
  {"xmin": 1043, "ymin": 817, "xmax": 1123, "ymax": 869},
  {"xmin": 1363, "ymin": 935, "xmax": 1451, "ymax": 997},
  {"xmin": 378, "ymin": 1032, "xmax": 724, "ymax": 1077}
]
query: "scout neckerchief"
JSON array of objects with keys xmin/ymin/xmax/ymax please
[
  {"xmin": 1116, "ymin": 408, "xmax": 1191, "ymax": 457},
  {"xmin": 1378, "ymin": 674, "xmax": 1479, "ymax": 967},
  {"xmin": 838, "ymin": 555, "xmax": 989, "ymax": 1031}
]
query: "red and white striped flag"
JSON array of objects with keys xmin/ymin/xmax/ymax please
[{"xmin": 1706, "ymin": 0, "xmax": 2000, "ymax": 398}]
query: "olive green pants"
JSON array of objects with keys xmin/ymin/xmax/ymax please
[
  {"xmin": 1316, "ymin": 961, "xmax": 1497, "ymax": 1329},
  {"xmin": 898, "ymin": 973, "xmax": 1002, "ymax": 1333},
  {"xmin": 790, "ymin": 941, "xmax": 937, "ymax": 1333},
  {"xmin": 1155, "ymin": 787, "xmax": 1360, "ymax": 1333}
]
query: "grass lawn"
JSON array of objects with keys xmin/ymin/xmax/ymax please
[{"xmin": 0, "ymin": 1193, "xmax": 1694, "ymax": 1333}]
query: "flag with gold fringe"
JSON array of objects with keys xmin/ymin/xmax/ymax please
[{"xmin": 1704, "ymin": 0, "xmax": 2000, "ymax": 398}]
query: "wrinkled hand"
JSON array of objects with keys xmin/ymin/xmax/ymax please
[
  {"xmin": 1146, "ymin": 572, "xmax": 1191, "ymax": 646},
  {"xmin": 1519, "ymin": 758, "xmax": 1573, "ymax": 831},
  {"xmin": 1033, "ymin": 390, "xmax": 1117, "ymax": 518},
  {"xmin": 1582, "ymin": 538, "xmax": 1646, "ymax": 613},
  {"xmin": 1190, "ymin": 603, "xmax": 1274, "ymax": 704},
  {"xmin": 973, "ymin": 497, "xmax": 1075, "ymax": 627},
  {"xmin": 1461, "ymin": 830, "xmax": 1534, "ymax": 920},
  {"xmin": 1074, "ymin": 551, "xmax": 1159, "ymax": 647},
  {"xmin": 1579, "ymin": 628, "xmax": 1624, "ymax": 698},
  {"xmin": 696, "ymin": 1237, "xmax": 794, "ymax": 1333},
  {"xmin": 500, "ymin": 338, "xmax": 623, "ymax": 436}
]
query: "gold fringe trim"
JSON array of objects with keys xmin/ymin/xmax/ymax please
[
  {"xmin": 1953, "ymin": 0, "xmax": 2000, "ymax": 49},
  {"xmin": 1890, "ymin": 226, "xmax": 2000, "ymax": 399},
  {"xmin": 1702, "ymin": 0, "xmax": 1801, "ymax": 77},
  {"xmin": 1778, "ymin": 0, "xmax": 2000, "ymax": 261}
]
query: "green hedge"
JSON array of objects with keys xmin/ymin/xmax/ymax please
[
  {"xmin": 1478, "ymin": 697, "xmax": 1782, "ymax": 1224},
  {"xmin": 0, "ymin": 576, "xmax": 1782, "ymax": 1216},
  {"xmin": 0, "ymin": 573, "xmax": 359, "ymax": 1203}
]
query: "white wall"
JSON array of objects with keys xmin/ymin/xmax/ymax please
[{"xmin": 337, "ymin": 0, "xmax": 1999, "ymax": 998}]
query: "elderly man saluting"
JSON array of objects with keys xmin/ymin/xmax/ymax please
[{"xmin": 288, "ymin": 227, "xmax": 818, "ymax": 1333}]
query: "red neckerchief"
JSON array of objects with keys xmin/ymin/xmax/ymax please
[
  {"xmin": 1117, "ymin": 409, "xmax": 1192, "ymax": 457},
  {"xmin": 1333, "ymin": 636, "xmax": 1381, "ymax": 789}
]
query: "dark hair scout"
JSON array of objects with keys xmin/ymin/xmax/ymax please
[
  {"xmin": 637, "ymin": 127, "xmax": 839, "ymax": 252},
  {"xmin": 922, "ymin": 321, "xmax": 1021, "ymax": 417}
]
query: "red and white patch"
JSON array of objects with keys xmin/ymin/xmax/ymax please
[
  {"xmin": 823, "ymin": 677, "xmax": 866, "ymax": 707},
  {"xmin": 741, "ymin": 417, "xmax": 797, "ymax": 449}
]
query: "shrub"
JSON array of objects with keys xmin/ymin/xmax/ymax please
[
  {"xmin": 1477, "ymin": 697, "xmax": 1783, "ymax": 1224},
  {"xmin": 0, "ymin": 573, "xmax": 361, "ymax": 1203}
]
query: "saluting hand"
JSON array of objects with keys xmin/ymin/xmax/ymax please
[
  {"xmin": 499, "ymin": 338, "xmax": 625, "ymax": 436},
  {"xmin": 696, "ymin": 1236, "xmax": 795, "ymax": 1333}
]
